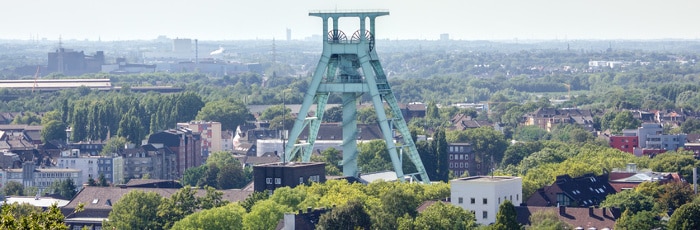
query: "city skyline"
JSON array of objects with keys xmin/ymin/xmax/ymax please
[{"xmin": 2, "ymin": 0, "xmax": 700, "ymax": 41}]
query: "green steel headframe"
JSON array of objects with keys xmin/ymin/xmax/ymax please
[{"xmin": 283, "ymin": 10, "xmax": 430, "ymax": 184}]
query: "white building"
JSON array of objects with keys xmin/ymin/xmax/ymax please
[
  {"xmin": 2, "ymin": 162, "xmax": 82, "ymax": 194},
  {"xmin": 56, "ymin": 153, "xmax": 114, "ymax": 185},
  {"xmin": 451, "ymin": 176, "xmax": 522, "ymax": 225}
]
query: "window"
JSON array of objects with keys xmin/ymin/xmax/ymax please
[
  {"xmin": 498, "ymin": 197, "xmax": 501, "ymax": 204},
  {"xmin": 556, "ymin": 193, "xmax": 570, "ymax": 206},
  {"xmin": 483, "ymin": 198, "xmax": 487, "ymax": 204},
  {"xmin": 482, "ymin": 211, "xmax": 488, "ymax": 219},
  {"xmin": 274, "ymin": 178, "xmax": 281, "ymax": 184},
  {"xmin": 470, "ymin": 198, "xmax": 475, "ymax": 204},
  {"xmin": 299, "ymin": 177, "xmax": 304, "ymax": 185},
  {"xmin": 458, "ymin": 197, "xmax": 463, "ymax": 204},
  {"xmin": 266, "ymin": 178, "xmax": 273, "ymax": 184},
  {"xmin": 517, "ymin": 194, "xmax": 519, "ymax": 201}
]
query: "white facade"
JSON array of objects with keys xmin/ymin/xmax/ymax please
[
  {"xmin": 2, "ymin": 164, "xmax": 82, "ymax": 194},
  {"xmin": 451, "ymin": 176, "xmax": 522, "ymax": 226},
  {"xmin": 56, "ymin": 156, "xmax": 112, "ymax": 186}
]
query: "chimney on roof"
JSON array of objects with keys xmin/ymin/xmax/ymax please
[
  {"xmin": 602, "ymin": 207, "xmax": 608, "ymax": 218},
  {"xmin": 589, "ymin": 206, "xmax": 594, "ymax": 217},
  {"xmin": 559, "ymin": 206, "xmax": 566, "ymax": 215}
]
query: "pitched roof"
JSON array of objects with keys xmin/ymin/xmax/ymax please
[
  {"xmin": 515, "ymin": 206, "xmax": 620, "ymax": 229},
  {"xmin": 526, "ymin": 173, "xmax": 616, "ymax": 207},
  {"xmin": 62, "ymin": 186, "xmax": 252, "ymax": 219}
]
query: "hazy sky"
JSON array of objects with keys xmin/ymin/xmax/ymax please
[{"xmin": 3, "ymin": 0, "xmax": 699, "ymax": 41}]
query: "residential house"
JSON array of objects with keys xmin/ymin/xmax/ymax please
[
  {"xmin": 451, "ymin": 176, "xmax": 522, "ymax": 225},
  {"xmin": 525, "ymin": 173, "xmax": 616, "ymax": 207},
  {"xmin": 450, "ymin": 114, "xmax": 492, "ymax": 131},
  {"xmin": 61, "ymin": 180, "xmax": 252, "ymax": 230},
  {"xmin": 399, "ymin": 102, "xmax": 427, "ymax": 122},
  {"xmin": 523, "ymin": 108, "xmax": 594, "ymax": 132},
  {"xmin": 515, "ymin": 206, "xmax": 620, "ymax": 230}
]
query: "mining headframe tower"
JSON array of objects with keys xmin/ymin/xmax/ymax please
[{"xmin": 283, "ymin": 10, "xmax": 430, "ymax": 184}]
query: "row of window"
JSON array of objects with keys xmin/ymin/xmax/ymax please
[
  {"xmin": 449, "ymin": 146, "xmax": 468, "ymax": 153},
  {"xmin": 457, "ymin": 194, "xmax": 520, "ymax": 205},
  {"xmin": 449, "ymin": 162, "xmax": 468, "ymax": 169},
  {"xmin": 265, "ymin": 175, "xmax": 321, "ymax": 185},
  {"xmin": 449, "ymin": 154, "xmax": 470, "ymax": 160}
]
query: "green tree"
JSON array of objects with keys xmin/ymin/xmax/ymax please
[
  {"xmin": 659, "ymin": 181, "xmax": 695, "ymax": 214},
  {"xmin": 492, "ymin": 200, "xmax": 520, "ymax": 230},
  {"xmin": 373, "ymin": 188, "xmax": 421, "ymax": 230},
  {"xmin": 198, "ymin": 186, "xmax": 229, "ymax": 210},
  {"xmin": 600, "ymin": 190, "xmax": 655, "ymax": 213},
  {"xmin": 41, "ymin": 120, "xmax": 66, "ymax": 142},
  {"xmin": 0, "ymin": 203, "xmax": 68, "ymax": 230},
  {"xmin": 48, "ymin": 178, "xmax": 77, "ymax": 199},
  {"xmin": 182, "ymin": 165, "xmax": 207, "ymax": 187},
  {"xmin": 240, "ymin": 191, "xmax": 270, "ymax": 213},
  {"xmin": 98, "ymin": 173, "xmax": 108, "ymax": 187},
  {"xmin": 117, "ymin": 109, "xmax": 145, "ymax": 145},
  {"xmin": 100, "ymin": 136, "xmax": 127, "ymax": 156},
  {"xmin": 11, "ymin": 112, "xmax": 41, "ymax": 125},
  {"xmin": 242, "ymin": 199, "xmax": 290, "ymax": 230},
  {"xmin": 668, "ymin": 203, "xmax": 700, "ymax": 230},
  {"xmin": 171, "ymin": 203, "xmax": 246, "ymax": 230},
  {"xmin": 217, "ymin": 163, "xmax": 247, "ymax": 189},
  {"xmin": 317, "ymin": 199, "xmax": 371, "ymax": 230},
  {"xmin": 610, "ymin": 111, "xmax": 641, "ymax": 134},
  {"xmin": 3, "ymin": 181, "xmax": 24, "ymax": 196},
  {"xmin": 515, "ymin": 125, "xmax": 549, "ymax": 142},
  {"xmin": 196, "ymin": 98, "xmax": 253, "ymax": 131},
  {"xmin": 323, "ymin": 106, "xmax": 343, "ymax": 123},
  {"xmin": 411, "ymin": 201, "xmax": 477, "ymax": 230},
  {"xmin": 357, "ymin": 140, "xmax": 392, "ymax": 173},
  {"xmin": 681, "ymin": 118, "xmax": 700, "ymax": 134},
  {"xmin": 614, "ymin": 210, "xmax": 662, "ymax": 230},
  {"xmin": 157, "ymin": 186, "xmax": 200, "ymax": 229},
  {"xmin": 104, "ymin": 190, "xmax": 163, "ymax": 230},
  {"xmin": 434, "ymin": 128, "xmax": 449, "ymax": 182}
]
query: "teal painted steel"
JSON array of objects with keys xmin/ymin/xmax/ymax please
[{"xmin": 284, "ymin": 11, "xmax": 430, "ymax": 184}]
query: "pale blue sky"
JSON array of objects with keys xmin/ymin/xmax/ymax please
[{"xmin": 2, "ymin": 0, "xmax": 699, "ymax": 41}]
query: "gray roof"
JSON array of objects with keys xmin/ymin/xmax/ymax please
[{"xmin": 62, "ymin": 186, "xmax": 252, "ymax": 218}]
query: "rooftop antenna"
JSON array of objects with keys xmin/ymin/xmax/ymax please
[{"xmin": 283, "ymin": 10, "xmax": 431, "ymax": 184}]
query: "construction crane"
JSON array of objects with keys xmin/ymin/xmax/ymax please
[{"xmin": 32, "ymin": 66, "xmax": 40, "ymax": 93}]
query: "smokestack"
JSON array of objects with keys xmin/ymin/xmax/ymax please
[{"xmin": 195, "ymin": 39, "xmax": 199, "ymax": 66}]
